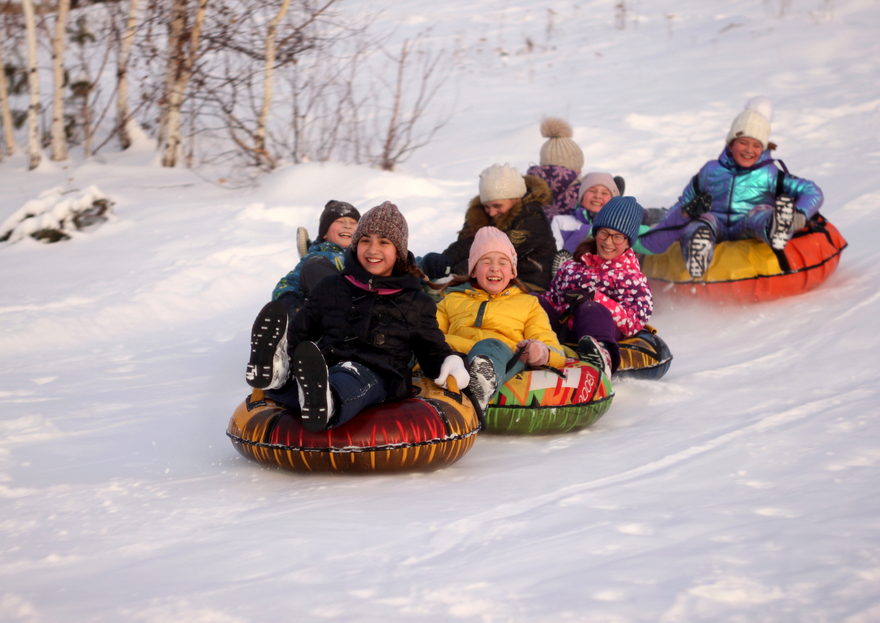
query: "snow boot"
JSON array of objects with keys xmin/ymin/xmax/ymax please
[
  {"xmin": 291, "ymin": 340, "xmax": 334, "ymax": 432},
  {"xmin": 768, "ymin": 195, "xmax": 795, "ymax": 250},
  {"xmin": 466, "ymin": 355, "xmax": 497, "ymax": 413},
  {"xmin": 296, "ymin": 226, "xmax": 311, "ymax": 258},
  {"xmin": 245, "ymin": 300, "xmax": 289, "ymax": 390},
  {"xmin": 685, "ymin": 225, "xmax": 714, "ymax": 279},
  {"xmin": 577, "ymin": 335, "xmax": 613, "ymax": 379}
]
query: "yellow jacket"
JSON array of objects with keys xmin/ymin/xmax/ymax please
[{"xmin": 436, "ymin": 285, "xmax": 567, "ymax": 368}]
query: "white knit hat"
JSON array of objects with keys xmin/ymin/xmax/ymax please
[
  {"xmin": 726, "ymin": 96, "xmax": 774, "ymax": 149},
  {"xmin": 478, "ymin": 163, "xmax": 527, "ymax": 203},
  {"xmin": 538, "ymin": 117, "xmax": 584, "ymax": 173}
]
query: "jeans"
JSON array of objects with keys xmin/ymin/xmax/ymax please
[{"xmin": 266, "ymin": 360, "xmax": 389, "ymax": 428}]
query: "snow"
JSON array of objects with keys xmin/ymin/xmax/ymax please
[{"xmin": 2, "ymin": 0, "xmax": 880, "ymax": 621}]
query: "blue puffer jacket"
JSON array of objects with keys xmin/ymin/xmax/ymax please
[
  {"xmin": 271, "ymin": 240, "xmax": 346, "ymax": 302},
  {"xmin": 673, "ymin": 148, "xmax": 823, "ymax": 228}
]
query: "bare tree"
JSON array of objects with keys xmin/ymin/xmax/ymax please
[
  {"xmin": 21, "ymin": 0, "xmax": 41, "ymax": 169},
  {"xmin": 49, "ymin": 0, "xmax": 70, "ymax": 161},
  {"xmin": 0, "ymin": 43, "xmax": 17, "ymax": 157},
  {"xmin": 115, "ymin": 0, "xmax": 140, "ymax": 149},
  {"xmin": 160, "ymin": 0, "xmax": 209, "ymax": 167}
]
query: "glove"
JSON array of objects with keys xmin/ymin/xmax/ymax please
[
  {"xmin": 517, "ymin": 340, "xmax": 549, "ymax": 367},
  {"xmin": 564, "ymin": 286, "xmax": 594, "ymax": 305},
  {"xmin": 683, "ymin": 191, "xmax": 712, "ymax": 219},
  {"xmin": 421, "ymin": 252, "xmax": 452, "ymax": 280},
  {"xmin": 434, "ymin": 354, "xmax": 470, "ymax": 390}
]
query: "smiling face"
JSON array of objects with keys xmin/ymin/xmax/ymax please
[
  {"xmin": 594, "ymin": 228, "xmax": 630, "ymax": 261},
  {"xmin": 580, "ymin": 184, "xmax": 614, "ymax": 214},
  {"xmin": 482, "ymin": 199, "xmax": 518, "ymax": 220},
  {"xmin": 471, "ymin": 251, "xmax": 514, "ymax": 295},
  {"xmin": 729, "ymin": 136, "xmax": 764, "ymax": 168},
  {"xmin": 323, "ymin": 216, "xmax": 358, "ymax": 247},
  {"xmin": 356, "ymin": 233, "xmax": 398, "ymax": 277}
]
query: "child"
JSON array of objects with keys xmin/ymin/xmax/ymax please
[
  {"xmin": 271, "ymin": 200, "xmax": 360, "ymax": 316},
  {"xmin": 436, "ymin": 226, "xmax": 567, "ymax": 411},
  {"xmin": 525, "ymin": 117, "xmax": 585, "ymax": 218},
  {"xmin": 639, "ymin": 97, "xmax": 824, "ymax": 279},
  {"xmin": 551, "ymin": 172, "xmax": 620, "ymax": 254},
  {"xmin": 422, "ymin": 163, "xmax": 557, "ymax": 291},
  {"xmin": 540, "ymin": 196, "xmax": 653, "ymax": 377},
  {"xmin": 246, "ymin": 201, "xmax": 469, "ymax": 432}
]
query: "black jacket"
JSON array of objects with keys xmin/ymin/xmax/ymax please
[
  {"xmin": 290, "ymin": 249, "xmax": 452, "ymax": 401},
  {"xmin": 442, "ymin": 174, "xmax": 557, "ymax": 290}
]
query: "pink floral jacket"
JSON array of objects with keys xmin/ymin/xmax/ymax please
[{"xmin": 541, "ymin": 247, "xmax": 653, "ymax": 337}]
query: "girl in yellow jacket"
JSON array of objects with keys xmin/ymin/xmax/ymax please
[{"xmin": 436, "ymin": 226, "xmax": 566, "ymax": 411}]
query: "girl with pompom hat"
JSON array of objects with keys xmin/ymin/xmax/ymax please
[
  {"xmin": 526, "ymin": 117, "xmax": 586, "ymax": 218},
  {"xmin": 639, "ymin": 96, "xmax": 824, "ymax": 279}
]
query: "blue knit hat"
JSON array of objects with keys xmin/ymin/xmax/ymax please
[{"xmin": 592, "ymin": 196, "xmax": 644, "ymax": 246}]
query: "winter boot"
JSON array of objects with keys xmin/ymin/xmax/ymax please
[
  {"xmin": 466, "ymin": 355, "xmax": 497, "ymax": 413},
  {"xmin": 245, "ymin": 300, "xmax": 289, "ymax": 390},
  {"xmin": 296, "ymin": 226, "xmax": 311, "ymax": 258},
  {"xmin": 685, "ymin": 225, "xmax": 714, "ymax": 279},
  {"xmin": 291, "ymin": 340, "xmax": 335, "ymax": 432},
  {"xmin": 768, "ymin": 195, "xmax": 795, "ymax": 250},
  {"xmin": 577, "ymin": 335, "xmax": 613, "ymax": 379}
]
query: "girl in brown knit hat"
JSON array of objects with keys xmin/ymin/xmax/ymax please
[{"xmin": 246, "ymin": 201, "xmax": 469, "ymax": 432}]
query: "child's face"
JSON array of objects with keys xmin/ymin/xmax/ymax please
[
  {"xmin": 730, "ymin": 136, "xmax": 763, "ymax": 168},
  {"xmin": 594, "ymin": 228, "xmax": 630, "ymax": 261},
  {"xmin": 482, "ymin": 199, "xmax": 517, "ymax": 220},
  {"xmin": 324, "ymin": 216, "xmax": 358, "ymax": 247},
  {"xmin": 581, "ymin": 185, "xmax": 614, "ymax": 214},
  {"xmin": 471, "ymin": 251, "xmax": 514, "ymax": 295},
  {"xmin": 356, "ymin": 233, "xmax": 397, "ymax": 277}
]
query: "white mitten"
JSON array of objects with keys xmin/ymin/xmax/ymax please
[{"xmin": 434, "ymin": 355, "xmax": 470, "ymax": 389}]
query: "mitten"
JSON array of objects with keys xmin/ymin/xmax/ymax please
[
  {"xmin": 683, "ymin": 191, "xmax": 712, "ymax": 219},
  {"xmin": 434, "ymin": 354, "xmax": 470, "ymax": 390},
  {"xmin": 517, "ymin": 340, "xmax": 549, "ymax": 367}
]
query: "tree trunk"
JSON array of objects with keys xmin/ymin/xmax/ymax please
[
  {"xmin": 0, "ymin": 44, "xmax": 17, "ymax": 157},
  {"xmin": 50, "ymin": 0, "xmax": 70, "ymax": 161},
  {"xmin": 22, "ymin": 0, "xmax": 42, "ymax": 170},
  {"xmin": 253, "ymin": 0, "xmax": 290, "ymax": 169},
  {"xmin": 160, "ymin": 0, "xmax": 209, "ymax": 168},
  {"xmin": 116, "ymin": 0, "xmax": 140, "ymax": 150}
]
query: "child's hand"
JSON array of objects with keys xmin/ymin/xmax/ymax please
[
  {"xmin": 517, "ymin": 340, "xmax": 549, "ymax": 367},
  {"xmin": 434, "ymin": 355, "xmax": 470, "ymax": 390}
]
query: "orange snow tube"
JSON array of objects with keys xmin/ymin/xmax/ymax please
[
  {"xmin": 227, "ymin": 377, "xmax": 480, "ymax": 473},
  {"xmin": 642, "ymin": 214, "xmax": 846, "ymax": 304}
]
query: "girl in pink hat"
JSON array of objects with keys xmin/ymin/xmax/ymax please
[{"xmin": 436, "ymin": 226, "xmax": 566, "ymax": 412}]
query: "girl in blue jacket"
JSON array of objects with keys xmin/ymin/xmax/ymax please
[{"xmin": 639, "ymin": 97, "xmax": 823, "ymax": 279}]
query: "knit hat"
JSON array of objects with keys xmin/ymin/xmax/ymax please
[
  {"xmin": 538, "ymin": 117, "xmax": 584, "ymax": 174},
  {"xmin": 351, "ymin": 201, "xmax": 408, "ymax": 264},
  {"xmin": 467, "ymin": 226, "xmax": 518, "ymax": 277},
  {"xmin": 577, "ymin": 172, "xmax": 621, "ymax": 204},
  {"xmin": 318, "ymin": 200, "xmax": 360, "ymax": 240},
  {"xmin": 726, "ymin": 96, "xmax": 774, "ymax": 149},
  {"xmin": 478, "ymin": 163, "xmax": 527, "ymax": 203},
  {"xmin": 592, "ymin": 196, "xmax": 645, "ymax": 246}
]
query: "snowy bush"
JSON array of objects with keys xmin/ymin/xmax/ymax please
[{"xmin": 0, "ymin": 186, "xmax": 114, "ymax": 244}]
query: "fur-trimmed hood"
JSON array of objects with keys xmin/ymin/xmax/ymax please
[{"xmin": 459, "ymin": 174, "xmax": 552, "ymax": 238}]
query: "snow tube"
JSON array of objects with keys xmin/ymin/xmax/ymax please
[
  {"xmin": 642, "ymin": 214, "xmax": 846, "ymax": 303},
  {"xmin": 227, "ymin": 377, "xmax": 480, "ymax": 473},
  {"xmin": 484, "ymin": 359, "xmax": 613, "ymax": 435},
  {"xmin": 616, "ymin": 325, "xmax": 673, "ymax": 380}
]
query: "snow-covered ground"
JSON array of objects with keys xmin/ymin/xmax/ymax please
[{"xmin": 2, "ymin": 1, "xmax": 880, "ymax": 621}]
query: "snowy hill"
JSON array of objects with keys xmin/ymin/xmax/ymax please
[{"xmin": 1, "ymin": 1, "xmax": 880, "ymax": 621}]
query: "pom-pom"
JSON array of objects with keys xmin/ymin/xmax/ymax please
[
  {"xmin": 745, "ymin": 96, "xmax": 774, "ymax": 122},
  {"xmin": 540, "ymin": 117, "xmax": 573, "ymax": 139}
]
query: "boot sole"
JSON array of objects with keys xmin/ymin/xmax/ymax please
[
  {"xmin": 292, "ymin": 341, "xmax": 331, "ymax": 432},
  {"xmin": 246, "ymin": 301, "xmax": 288, "ymax": 389}
]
